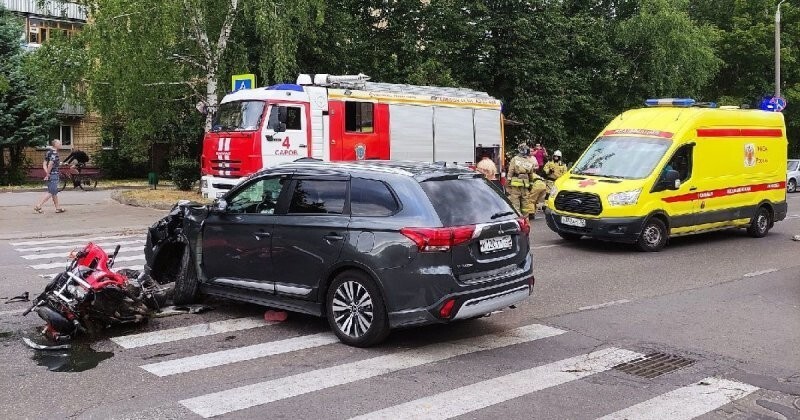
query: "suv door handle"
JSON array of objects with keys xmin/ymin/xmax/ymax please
[
  {"xmin": 689, "ymin": 187, "xmax": 697, "ymax": 191},
  {"xmin": 324, "ymin": 234, "xmax": 344, "ymax": 242},
  {"xmin": 254, "ymin": 231, "xmax": 272, "ymax": 239}
]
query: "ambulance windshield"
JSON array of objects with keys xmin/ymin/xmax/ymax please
[
  {"xmin": 213, "ymin": 101, "xmax": 265, "ymax": 132},
  {"xmin": 572, "ymin": 136, "xmax": 671, "ymax": 179}
]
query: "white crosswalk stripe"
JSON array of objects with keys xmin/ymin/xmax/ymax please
[
  {"xmin": 596, "ymin": 377, "xmax": 758, "ymax": 420},
  {"xmin": 111, "ymin": 317, "xmax": 271, "ymax": 349},
  {"xmin": 351, "ymin": 347, "xmax": 643, "ymax": 420},
  {"xmin": 9, "ymin": 233, "xmax": 147, "ymax": 277},
  {"xmin": 20, "ymin": 246, "xmax": 142, "ymax": 260},
  {"xmin": 14, "ymin": 239, "xmax": 146, "ymax": 253},
  {"xmin": 9, "ymin": 234, "xmax": 143, "ymax": 247},
  {"xmin": 179, "ymin": 323, "xmax": 567, "ymax": 418},
  {"xmin": 142, "ymin": 332, "xmax": 340, "ymax": 377}
]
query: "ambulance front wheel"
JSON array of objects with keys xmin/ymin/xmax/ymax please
[
  {"xmin": 637, "ymin": 217, "xmax": 667, "ymax": 252},
  {"xmin": 747, "ymin": 206, "xmax": 772, "ymax": 238}
]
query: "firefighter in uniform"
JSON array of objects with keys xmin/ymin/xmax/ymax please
[
  {"xmin": 543, "ymin": 150, "xmax": 568, "ymax": 193},
  {"xmin": 507, "ymin": 144, "xmax": 547, "ymax": 219}
]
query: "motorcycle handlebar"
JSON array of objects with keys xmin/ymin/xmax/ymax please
[{"xmin": 109, "ymin": 245, "xmax": 121, "ymax": 268}]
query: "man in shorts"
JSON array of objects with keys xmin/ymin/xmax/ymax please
[{"xmin": 34, "ymin": 139, "xmax": 66, "ymax": 214}]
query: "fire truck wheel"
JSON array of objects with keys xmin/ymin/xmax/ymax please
[{"xmin": 172, "ymin": 247, "xmax": 199, "ymax": 305}]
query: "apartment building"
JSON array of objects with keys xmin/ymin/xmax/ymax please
[{"xmin": 2, "ymin": 0, "xmax": 102, "ymax": 175}]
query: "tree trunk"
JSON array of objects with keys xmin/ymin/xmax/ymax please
[{"xmin": 205, "ymin": 71, "xmax": 217, "ymax": 132}]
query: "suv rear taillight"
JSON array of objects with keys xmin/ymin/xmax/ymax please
[
  {"xmin": 400, "ymin": 226, "xmax": 476, "ymax": 252},
  {"xmin": 517, "ymin": 217, "xmax": 531, "ymax": 236}
]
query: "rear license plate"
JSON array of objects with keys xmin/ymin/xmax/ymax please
[
  {"xmin": 479, "ymin": 235, "xmax": 513, "ymax": 253},
  {"xmin": 561, "ymin": 216, "xmax": 586, "ymax": 227}
]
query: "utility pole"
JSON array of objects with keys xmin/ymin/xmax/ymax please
[{"xmin": 776, "ymin": 0, "xmax": 788, "ymax": 97}]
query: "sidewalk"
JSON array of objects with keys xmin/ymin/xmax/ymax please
[{"xmin": 0, "ymin": 190, "xmax": 165, "ymax": 240}]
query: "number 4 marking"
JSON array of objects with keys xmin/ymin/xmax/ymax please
[{"xmin": 282, "ymin": 137, "xmax": 290, "ymax": 149}]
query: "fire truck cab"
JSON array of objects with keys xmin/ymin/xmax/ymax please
[{"xmin": 201, "ymin": 74, "xmax": 505, "ymax": 198}]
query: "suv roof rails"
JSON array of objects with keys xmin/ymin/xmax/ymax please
[{"xmin": 294, "ymin": 157, "xmax": 323, "ymax": 162}]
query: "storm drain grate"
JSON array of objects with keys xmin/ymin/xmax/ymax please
[{"xmin": 612, "ymin": 352, "xmax": 695, "ymax": 379}]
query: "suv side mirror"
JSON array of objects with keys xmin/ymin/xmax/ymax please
[
  {"xmin": 211, "ymin": 198, "xmax": 228, "ymax": 212},
  {"xmin": 663, "ymin": 169, "xmax": 681, "ymax": 190}
]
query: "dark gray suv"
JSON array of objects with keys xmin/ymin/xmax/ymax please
[{"xmin": 145, "ymin": 161, "xmax": 534, "ymax": 347}]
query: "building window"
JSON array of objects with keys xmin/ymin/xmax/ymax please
[
  {"xmin": 27, "ymin": 18, "xmax": 81, "ymax": 44},
  {"xmin": 50, "ymin": 125, "xmax": 73, "ymax": 148},
  {"xmin": 345, "ymin": 101, "xmax": 374, "ymax": 133}
]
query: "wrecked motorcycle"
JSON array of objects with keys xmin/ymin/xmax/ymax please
[{"xmin": 23, "ymin": 242, "xmax": 168, "ymax": 341}]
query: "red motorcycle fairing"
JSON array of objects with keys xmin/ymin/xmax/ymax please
[{"xmin": 74, "ymin": 242, "xmax": 129, "ymax": 290}]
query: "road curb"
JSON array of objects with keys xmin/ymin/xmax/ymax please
[
  {"xmin": 0, "ymin": 185, "xmax": 150, "ymax": 193},
  {"xmin": 0, "ymin": 226, "xmax": 148, "ymax": 241},
  {"xmin": 111, "ymin": 190, "xmax": 180, "ymax": 211}
]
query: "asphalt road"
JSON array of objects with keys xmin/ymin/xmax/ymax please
[{"xmin": 0, "ymin": 191, "xmax": 798, "ymax": 419}]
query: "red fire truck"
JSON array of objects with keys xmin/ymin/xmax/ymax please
[{"xmin": 201, "ymin": 74, "xmax": 505, "ymax": 198}]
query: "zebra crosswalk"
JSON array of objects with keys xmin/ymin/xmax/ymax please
[
  {"xmin": 9, "ymin": 233, "xmax": 147, "ymax": 280},
  {"xmin": 5, "ymin": 233, "xmax": 778, "ymax": 419},
  {"xmin": 97, "ymin": 316, "xmax": 765, "ymax": 419}
]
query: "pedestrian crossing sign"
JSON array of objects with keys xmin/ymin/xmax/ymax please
[{"xmin": 232, "ymin": 74, "xmax": 256, "ymax": 91}]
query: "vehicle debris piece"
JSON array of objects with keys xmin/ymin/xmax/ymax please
[
  {"xmin": 264, "ymin": 310, "xmax": 288, "ymax": 322},
  {"xmin": 154, "ymin": 305, "xmax": 214, "ymax": 318},
  {"xmin": 4, "ymin": 292, "xmax": 29, "ymax": 303},
  {"xmin": 22, "ymin": 336, "xmax": 71, "ymax": 351}
]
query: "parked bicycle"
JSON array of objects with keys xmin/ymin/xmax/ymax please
[{"xmin": 58, "ymin": 163, "xmax": 98, "ymax": 191}]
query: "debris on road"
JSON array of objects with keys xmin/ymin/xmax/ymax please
[
  {"xmin": 22, "ymin": 337, "xmax": 71, "ymax": 351},
  {"xmin": 154, "ymin": 304, "xmax": 214, "ymax": 318},
  {"xmin": 264, "ymin": 310, "xmax": 288, "ymax": 322},
  {"xmin": 4, "ymin": 292, "xmax": 29, "ymax": 303}
]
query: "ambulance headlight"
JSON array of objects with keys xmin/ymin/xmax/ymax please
[
  {"xmin": 549, "ymin": 184, "xmax": 558, "ymax": 197},
  {"xmin": 608, "ymin": 189, "xmax": 641, "ymax": 206}
]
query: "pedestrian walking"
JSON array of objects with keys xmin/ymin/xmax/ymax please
[
  {"xmin": 507, "ymin": 143, "xmax": 547, "ymax": 219},
  {"xmin": 34, "ymin": 139, "xmax": 66, "ymax": 214}
]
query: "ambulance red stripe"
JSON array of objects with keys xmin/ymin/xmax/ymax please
[
  {"xmin": 696, "ymin": 128, "xmax": 783, "ymax": 138},
  {"xmin": 662, "ymin": 182, "xmax": 786, "ymax": 203}
]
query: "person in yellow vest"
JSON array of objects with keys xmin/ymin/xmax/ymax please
[
  {"xmin": 543, "ymin": 150, "xmax": 568, "ymax": 194},
  {"xmin": 507, "ymin": 143, "xmax": 547, "ymax": 219}
]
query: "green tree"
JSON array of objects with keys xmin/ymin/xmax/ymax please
[
  {"xmin": 615, "ymin": 0, "xmax": 722, "ymax": 102},
  {"xmin": 0, "ymin": 7, "xmax": 58, "ymax": 184}
]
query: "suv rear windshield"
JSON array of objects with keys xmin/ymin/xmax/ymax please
[{"xmin": 420, "ymin": 177, "xmax": 515, "ymax": 226}]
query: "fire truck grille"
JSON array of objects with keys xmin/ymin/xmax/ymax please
[
  {"xmin": 211, "ymin": 159, "xmax": 242, "ymax": 173},
  {"xmin": 554, "ymin": 191, "xmax": 603, "ymax": 216}
]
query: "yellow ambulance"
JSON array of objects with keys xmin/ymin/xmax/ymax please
[{"xmin": 544, "ymin": 98, "xmax": 788, "ymax": 251}]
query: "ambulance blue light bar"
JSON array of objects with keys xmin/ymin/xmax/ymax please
[{"xmin": 645, "ymin": 98, "xmax": 696, "ymax": 107}]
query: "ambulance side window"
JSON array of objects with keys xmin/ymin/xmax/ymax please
[
  {"xmin": 345, "ymin": 102, "xmax": 374, "ymax": 133},
  {"xmin": 665, "ymin": 145, "xmax": 693, "ymax": 182}
]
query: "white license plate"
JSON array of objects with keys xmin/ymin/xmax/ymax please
[
  {"xmin": 479, "ymin": 235, "xmax": 513, "ymax": 253},
  {"xmin": 561, "ymin": 216, "xmax": 586, "ymax": 227}
]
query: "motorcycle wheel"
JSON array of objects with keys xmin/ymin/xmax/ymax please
[{"xmin": 35, "ymin": 305, "xmax": 76, "ymax": 336}]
